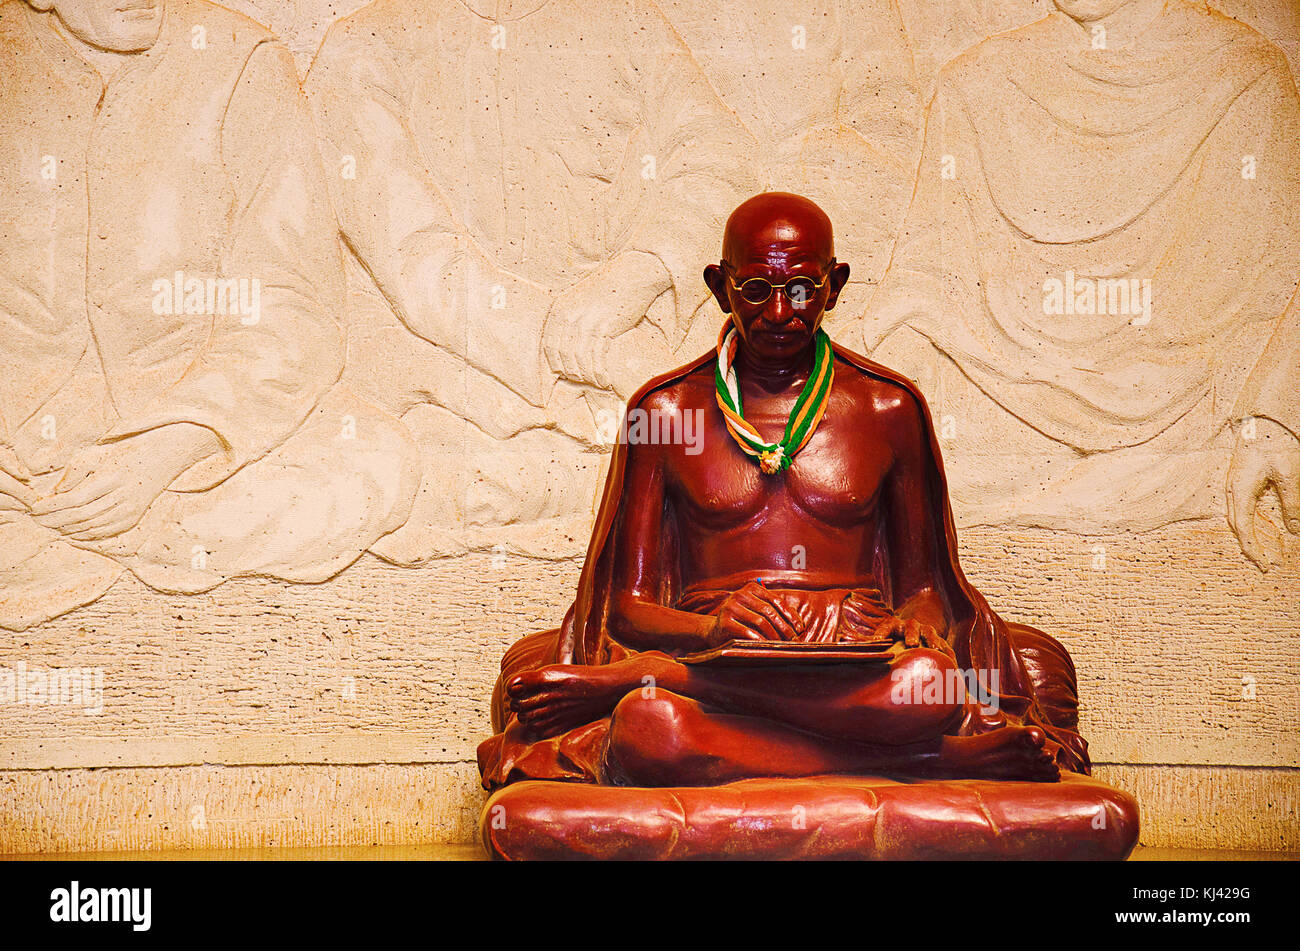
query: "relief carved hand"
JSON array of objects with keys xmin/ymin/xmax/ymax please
[
  {"xmin": 542, "ymin": 250, "xmax": 669, "ymax": 391},
  {"xmin": 30, "ymin": 424, "xmax": 220, "ymax": 542},
  {"xmin": 1227, "ymin": 417, "xmax": 1300, "ymax": 571},
  {"xmin": 0, "ymin": 445, "xmax": 37, "ymax": 514}
]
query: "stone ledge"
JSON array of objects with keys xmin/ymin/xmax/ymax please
[{"xmin": 1, "ymin": 761, "xmax": 1294, "ymax": 855}]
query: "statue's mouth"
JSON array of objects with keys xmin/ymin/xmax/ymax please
[{"xmin": 754, "ymin": 323, "xmax": 808, "ymax": 338}]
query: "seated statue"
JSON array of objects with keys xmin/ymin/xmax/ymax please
[{"xmin": 477, "ymin": 193, "xmax": 1139, "ymax": 860}]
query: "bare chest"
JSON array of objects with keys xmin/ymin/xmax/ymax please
[{"xmin": 667, "ymin": 400, "xmax": 893, "ymax": 530}]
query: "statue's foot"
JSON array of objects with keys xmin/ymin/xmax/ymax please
[
  {"xmin": 939, "ymin": 726, "xmax": 1060, "ymax": 782},
  {"xmin": 507, "ymin": 655, "xmax": 669, "ymax": 738}
]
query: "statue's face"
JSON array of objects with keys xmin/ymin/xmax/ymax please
[
  {"xmin": 35, "ymin": 0, "xmax": 164, "ymax": 53},
  {"xmin": 706, "ymin": 195, "xmax": 850, "ymax": 367},
  {"xmin": 723, "ymin": 242, "xmax": 833, "ymax": 364},
  {"xmin": 1052, "ymin": 0, "xmax": 1133, "ymax": 22}
]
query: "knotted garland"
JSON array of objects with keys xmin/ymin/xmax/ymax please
[{"xmin": 714, "ymin": 325, "xmax": 834, "ymax": 474}]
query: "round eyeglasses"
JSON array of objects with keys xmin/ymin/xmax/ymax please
[{"xmin": 730, "ymin": 274, "xmax": 829, "ymax": 307}]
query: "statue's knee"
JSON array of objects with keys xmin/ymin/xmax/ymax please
[
  {"xmin": 607, "ymin": 690, "xmax": 696, "ymax": 784},
  {"xmin": 609, "ymin": 689, "xmax": 692, "ymax": 749},
  {"xmin": 888, "ymin": 648, "xmax": 965, "ymax": 740},
  {"xmin": 1093, "ymin": 785, "xmax": 1141, "ymax": 858},
  {"xmin": 890, "ymin": 647, "xmax": 958, "ymax": 693}
]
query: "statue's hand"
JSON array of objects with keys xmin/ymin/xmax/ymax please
[
  {"xmin": 30, "ymin": 426, "xmax": 216, "ymax": 541},
  {"xmin": 1226, "ymin": 417, "xmax": 1300, "ymax": 571},
  {"xmin": 0, "ymin": 446, "xmax": 36, "ymax": 514},
  {"xmin": 710, "ymin": 581, "xmax": 803, "ymax": 644},
  {"xmin": 870, "ymin": 615, "xmax": 955, "ymax": 660}
]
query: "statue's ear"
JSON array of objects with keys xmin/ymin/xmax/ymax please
[
  {"xmin": 703, "ymin": 264, "xmax": 732, "ymax": 314},
  {"xmin": 28, "ymin": 0, "xmax": 55, "ymax": 9},
  {"xmin": 823, "ymin": 261, "xmax": 852, "ymax": 311}
]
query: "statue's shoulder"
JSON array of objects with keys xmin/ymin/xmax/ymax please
[
  {"xmin": 626, "ymin": 353, "xmax": 717, "ymax": 417},
  {"xmin": 624, "ymin": 343, "xmax": 933, "ymax": 411},
  {"xmin": 830, "ymin": 341, "xmax": 921, "ymax": 395},
  {"xmin": 830, "ymin": 344, "xmax": 934, "ymax": 433}
]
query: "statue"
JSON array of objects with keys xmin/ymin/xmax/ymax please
[
  {"xmin": 0, "ymin": 0, "xmax": 419, "ymax": 630},
  {"xmin": 477, "ymin": 193, "xmax": 1139, "ymax": 860}
]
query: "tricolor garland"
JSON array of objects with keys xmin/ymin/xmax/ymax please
[{"xmin": 714, "ymin": 325, "xmax": 834, "ymax": 474}]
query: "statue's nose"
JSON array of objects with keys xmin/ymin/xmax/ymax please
[{"xmin": 765, "ymin": 288, "xmax": 796, "ymax": 325}]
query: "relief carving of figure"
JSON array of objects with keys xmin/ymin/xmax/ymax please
[
  {"xmin": 0, "ymin": 0, "xmax": 420, "ymax": 629},
  {"xmin": 303, "ymin": 0, "xmax": 761, "ymax": 563},
  {"xmin": 863, "ymin": 0, "xmax": 1300, "ymax": 568},
  {"xmin": 656, "ymin": 0, "xmax": 921, "ymax": 297}
]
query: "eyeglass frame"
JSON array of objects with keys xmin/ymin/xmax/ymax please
[{"xmin": 722, "ymin": 263, "xmax": 835, "ymax": 307}]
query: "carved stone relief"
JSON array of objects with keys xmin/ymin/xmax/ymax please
[
  {"xmin": 1, "ymin": 0, "xmax": 1296, "ymax": 632},
  {"xmin": 863, "ymin": 0, "xmax": 1300, "ymax": 570},
  {"xmin": 0, "ymin": 0, "xmax": 418, "ymax": 630}
]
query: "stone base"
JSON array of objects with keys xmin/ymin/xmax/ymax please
[{"xmin": 479, "ymin": 772, "xmax": 1140, "ymax": 860}]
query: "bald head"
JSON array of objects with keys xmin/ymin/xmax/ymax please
[
  {"xmin": 721, "ymin": 192, "xmax": 835, "ymax": 269},
  {"xmin": 704, "ymin": 192, "xmax": 850, "ymax": 368}
]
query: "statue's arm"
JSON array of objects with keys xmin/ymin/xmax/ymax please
[
  {"xmin": 608, "ymin": 438, "xmax": 719, "ymax": 655},
  {"xmin": 881, "ymin": 389, "xmax": 952, "ymax": 639}
]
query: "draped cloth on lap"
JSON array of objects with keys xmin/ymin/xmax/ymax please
[{"xmin": 477, "ymin": 345, "xmax": 1092, "ymax": 790}]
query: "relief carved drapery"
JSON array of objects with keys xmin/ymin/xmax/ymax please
[
  {"xmin": 863, "ymin": 0, "xmax": 1300, "ymax": 572},
  {"xmin": 0, "ymin": 0, "xmax": 1297, "ymax": 630},
  {"xmin": 0, "ymin": 0, "xmax": 418, "ymax": 630}
]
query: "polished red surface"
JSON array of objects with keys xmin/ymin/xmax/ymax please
[{"xmin": 476, "ymin": 194, "xmax": 1139, "ymax": 859}]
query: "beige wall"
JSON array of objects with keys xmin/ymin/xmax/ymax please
[{"xmin": 1, "ymin": 0, "xmax": 1297, "ymax": 853}]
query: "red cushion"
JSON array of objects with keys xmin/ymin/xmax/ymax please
[{"xmin": 479, "ymin": 773, "xmax": 1138, "ymax": 860}]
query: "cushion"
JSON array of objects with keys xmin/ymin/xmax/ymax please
[{"xmin": 479, "ymin": 773, "xmax": 1139, "ymax": 860}]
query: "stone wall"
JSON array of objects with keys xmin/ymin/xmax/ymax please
[{"xmin": 1, "ymin": 0, "xmax": 1296, "ymax": 853}]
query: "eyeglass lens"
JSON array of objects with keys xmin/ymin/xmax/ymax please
[{"xmin": 738, "ymin": 277, "xmax": 820, "ymax": 306}]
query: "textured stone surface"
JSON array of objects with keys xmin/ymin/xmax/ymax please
[
  {"xmin": 0, "ymin": 761, "xmax": 1292, "ymax": 854},
  {"xmin": 1095, "ymin": 765, "xmax": 1299, "ymax": 852},
  {"xmin": 0, "ymin": 762, "xmax": 485, "ymax": 854},
  {"xmin": 0, "ymin": 0, "xmax": 1297, "ymax": 854},
  {"xmin": 3, "ymin": 522, "xmax": 1294, "ymax": 773}
]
